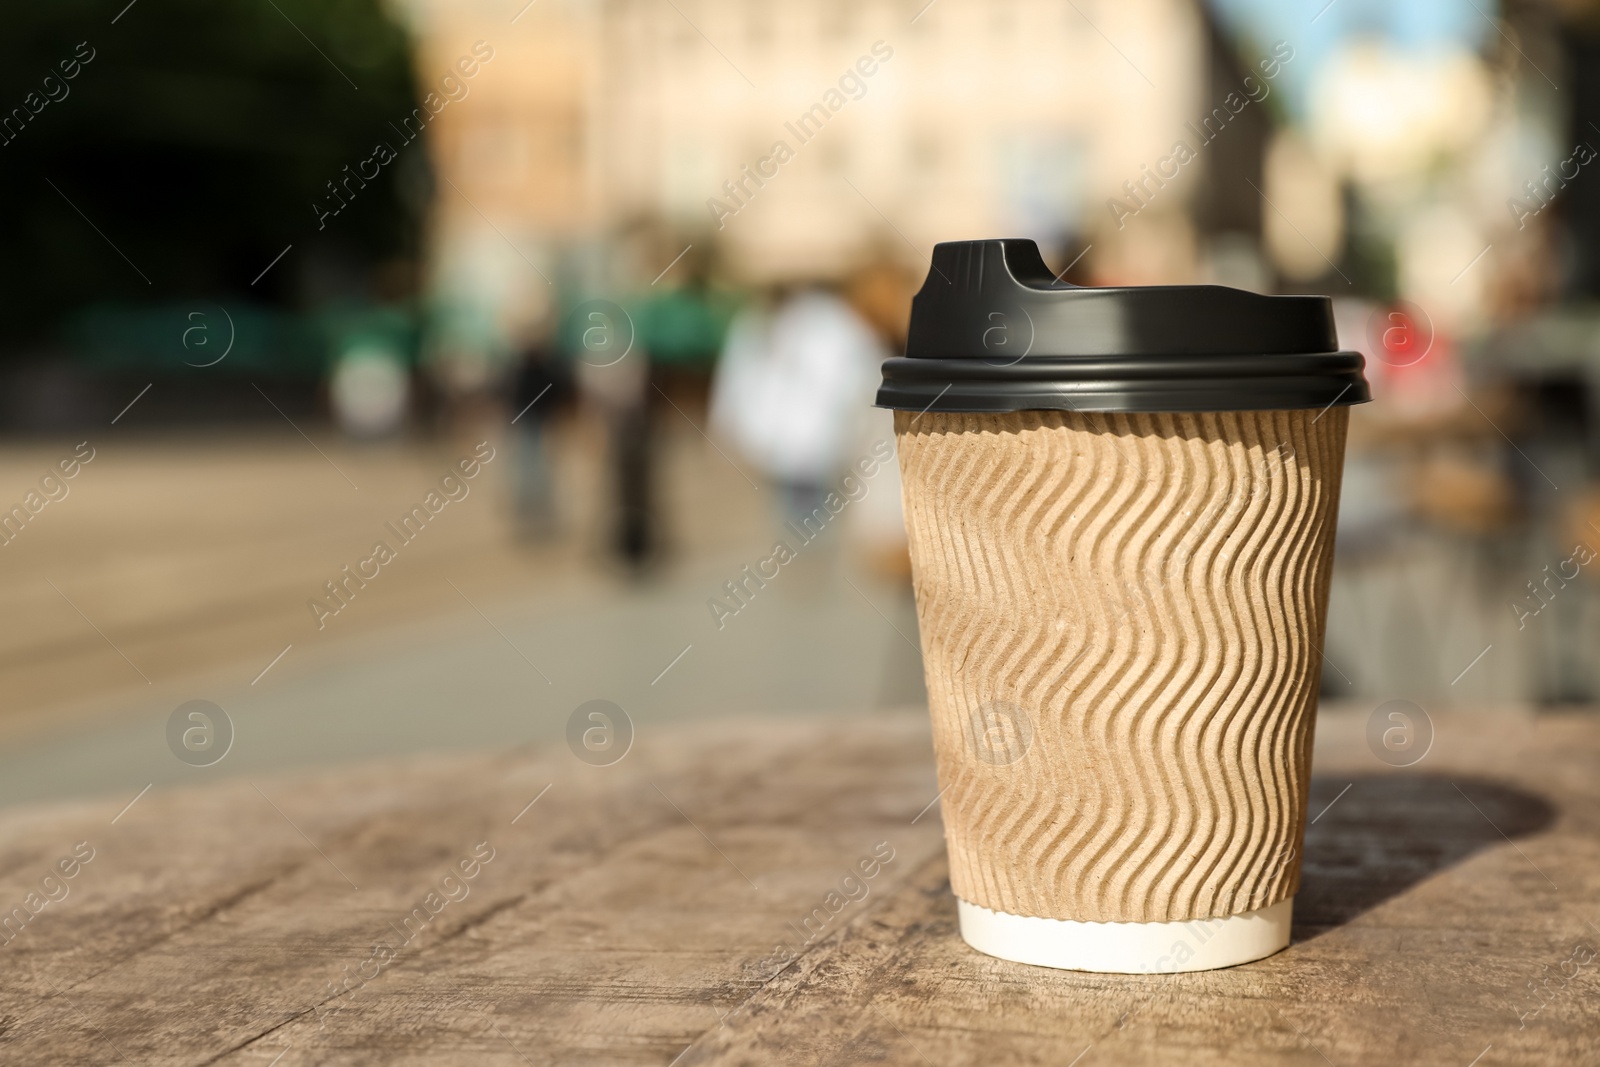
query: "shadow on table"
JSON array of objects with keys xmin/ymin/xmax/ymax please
[{"xmin": 1291, "ymin": 773, "xmax": 1555, "ymax": 944}]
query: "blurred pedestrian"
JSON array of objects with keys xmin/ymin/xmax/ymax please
[
  {"xmin": 570, "ymin": 306, "xmax": 655, "ymax": 572},
  {"xmin": 593, "ymin": 239, "xmax": 732, "ymax": 574},
  {"xmin": 711, "ymin": 283, "xmax": 886, "ymax": 528},
  {"xmin": 508, "ymin": 323, "xmax": 572, "ymax": 541},
  {"xmin": 610, "ymin": 352, "xmax": 654, "ymax": 569}
]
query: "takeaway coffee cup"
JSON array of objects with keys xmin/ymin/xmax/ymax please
[{"xmin": 878, "ymin": 240, "xmax": 1368, "ymax": 973}]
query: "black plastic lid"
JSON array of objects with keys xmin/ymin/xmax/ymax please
[{"xmin": 877, "ymin": 239, "xmax": 1370, "ymax": 414}]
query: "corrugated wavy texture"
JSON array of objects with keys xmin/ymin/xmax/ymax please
[{"xmin": 895, "ymin": 408, "xmax": 1348, "ymax": 923}]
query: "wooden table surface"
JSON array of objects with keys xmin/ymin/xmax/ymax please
[{"xmin": 1, "ymin": 706, "xmax": 1596, "ymax": 1066}]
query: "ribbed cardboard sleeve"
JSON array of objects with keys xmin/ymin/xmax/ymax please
[{"xmin": 895, "ymin": 407, "xmax": 1348, "ymax": 923}]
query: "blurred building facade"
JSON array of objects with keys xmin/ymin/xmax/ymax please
[{"xmin": 395, "ymin": 0, "xmax": 1211, "ymax": 292}]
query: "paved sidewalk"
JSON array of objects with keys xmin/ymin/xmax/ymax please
[{"xmin": 0, "ymin": 420, "xmax": 925, "ymax": 809}]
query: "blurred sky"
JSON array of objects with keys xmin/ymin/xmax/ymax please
[{"xmin": 1212, "ymin": 0, "xmax": 1496, "ymax": 115}]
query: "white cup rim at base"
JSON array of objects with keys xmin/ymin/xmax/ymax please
[{"xmin": 956, "ymin": 897, "xmax": 1293, "ymax": 973}]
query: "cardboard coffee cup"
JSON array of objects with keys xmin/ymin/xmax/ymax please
[{"xmin": 878, "ymin": 240, "xmax": 1368, "ymax": 973}]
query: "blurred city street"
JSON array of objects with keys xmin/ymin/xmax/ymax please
[
  {"xmin": 4, "ymin": 1, "xmax": 1600, "ymax": 1061},
  {"xmin": 0, "ymin": 416, "xmax": 924, "ymax": 808},
  {"xmin": 0, "ymin": 0, "xmax": 1596, "ymax": 816}
]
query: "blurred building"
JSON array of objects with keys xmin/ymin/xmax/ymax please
[{"xmin": 395, "ymin": 0, "xmax": 1212, "ymax": 290}]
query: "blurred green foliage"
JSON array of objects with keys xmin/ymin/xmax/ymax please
[
  {"xmin": 65, "ymin": 303, "xmax": 322, "ymax": 378},
  {"xmin": 0, "ymin": 0, "xmax": 423, "ymax": 348},
  {"xmin": 631, "ymin": 286, "xmax": 739, "ymax": 368}
]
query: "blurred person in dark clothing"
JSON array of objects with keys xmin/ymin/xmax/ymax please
[
  {"xmin": 596, "ymin": 242, "xmax": 733, "ymax": 575},
  {"xmin": 509, "ymin": 326, "xmax": 573, "ymax": 541},
  {"xmin": 610, "ymin": 354, "xmax": 654, "ymax": 570},
  {"xmin": 570, "ymin": 303, "xmax": 656, "ymax": 574}
]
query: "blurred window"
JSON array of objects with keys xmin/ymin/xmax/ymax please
[
  {"xmin": 461, "ymin": 118, "xmax": 532, "ymax": 188},
  {"xmin": 746, "ymin": 7, "xmax": 774, "ymax": 48},
  {"xmin": 822, "ymin": 138, "xmax": 849, "ymax": 174},
  {"xmin": 824, "ymin": 1, "xmax": 853, "ymax": 40},
  {"xmin": 991, "ymin": 0, "xmax": 1015, "ymax": 38}
]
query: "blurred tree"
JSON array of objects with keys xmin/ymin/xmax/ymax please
[{"xmin": 0, "ymin": 0, "xmax": 423, "ymax": 348}]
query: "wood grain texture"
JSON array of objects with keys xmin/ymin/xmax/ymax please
[
  {"xmin": 894, "ymin": 409, "xmax": 1348, "ymax": 923},
  {"xmin": 0, "ymin": 707, "xmax": 1595, "ymax": 1066}
]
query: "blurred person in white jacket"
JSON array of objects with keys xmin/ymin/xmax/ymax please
[{"xmin": 711, "ymin": 285, "xmax": 886, "ymax": 525}]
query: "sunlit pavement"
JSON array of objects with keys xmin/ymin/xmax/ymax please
[{"xmin": 0, "ymin": 420, "xmax": 924, "ymax": 809}]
